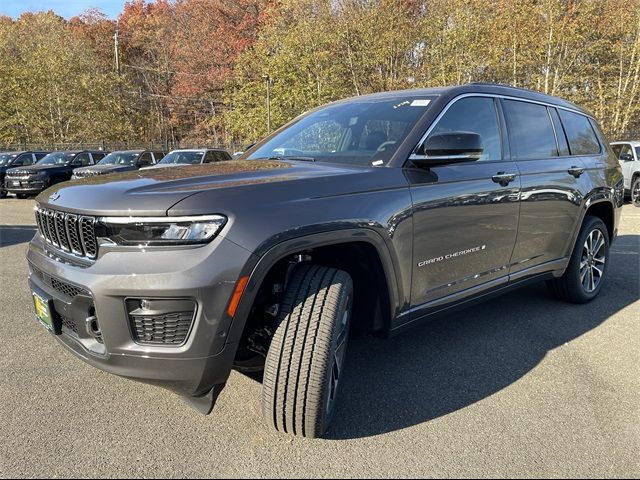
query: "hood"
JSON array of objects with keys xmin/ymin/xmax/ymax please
[
  {"xmin": 74, "ymin": 164, "xmax": 134, "ymax": 176},
  {"xmin": 35, "ymin": 160, "xmax": 398, "ymax": 217},
  {"xmin": 7, "ymin": 164, "xmax": 72, "ymax": 176}
]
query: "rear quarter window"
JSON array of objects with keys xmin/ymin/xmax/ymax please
[
  {"xmin": 503, "ymin": 100, "xmax": 558, "ymax": 160},
  {"xmin": 558, "ymin": 110, "xmax": 601, "ymax": 155}
]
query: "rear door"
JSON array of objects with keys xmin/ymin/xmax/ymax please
[
  {"xmin": 504, "ymin": 100, "xmax": 593, "ymax": 279},
  {"xmin": 408, "ymin": 95, "xmax": 521, "ymax": 310}
]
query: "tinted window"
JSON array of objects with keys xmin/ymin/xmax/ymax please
[
  {"xmin": 158, "ymin": 151, "xmax": 204, "ymax": 165},
  {"xmin": 549, "ymin": 108, "xmax": 570, "ymax": 156},
  {"xmin": 74, "ymin": 153, "xmax": 92, "ymax": 166},
  {"xmin": 92, "ymin": 153, "xmax": 106, "ymax": 162},
  {"xmin": 617, "ymin": 143, "xmax": 634, "ymax": 160},
  {"xmin": 504, "ymin": 100, "xmax": 558, "ymax": 160},
  {"xmin": 153, "ymin": 152, "xmax": 165, "ymax": 162},
  {"xmin": 428, "ymin": 97, "xmax": 502, "ymax": 161},
  {"xmin": 558, "ymin": 110, "xmax": 600, "ymax": 155},
  {"xmin": 611, "ymin": 144, "xmax": 623, "ymax": 157},
  {"xmin": 138, "ymin": 152, "xmax": 153, "ymax": 165},
  {"xmin": 35, "ymin": 153, "xmax": 48, "ymax": 161},
  {"xmin": 203, "ymin": 151, "xmax": 218, "ymax": 163}
]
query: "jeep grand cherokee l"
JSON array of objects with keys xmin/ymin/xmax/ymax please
[
  {"xmin": 5, "ymin": 150, "xmax": 107, "ymax": 197},
  {"xmin": 141, "ymin": 148, "xmax": 231, "ymax": 170},
  {"xmin": 0, "ymin": 151, "xmax": 49, "ymax": 198},
  {"xmin": 72, "ymin": 150, "xmax": 165, "ymax": 179},
  {"xmin": 26, "ymin": 84, "xmax": 623, "ymax": 438}
]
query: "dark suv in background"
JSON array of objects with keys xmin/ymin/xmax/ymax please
[
  {"xmin": 0, "ymin": 151, "xmax": 49, "ymax": 198},
  {"xmin": 26, "ymin": 84, "xmax": 623, "ymax": 438},
  {"xmin": 72, "ymin": 150, "xmax": 165, "ymax": 180},
  {"xmin": 5, "ymin": 150, "xmax": 107, "ymax": 198}
]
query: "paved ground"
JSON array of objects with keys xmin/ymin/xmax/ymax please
[{"xmin": 0, "ymin": 197, "xmax": 638, "ymax": 478}]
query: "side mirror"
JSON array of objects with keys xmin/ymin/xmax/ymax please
[
  {"xmin": 412, "ymin": 131, "xmax": 483, "ymax": 167},
  {"xmin": 620, "ymin": 153, "xmax": 634, "ymax": 162}
]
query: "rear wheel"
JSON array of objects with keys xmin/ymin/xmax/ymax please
[
  {"xmin": 632, "ymin": 176, "xmax": 640, "ymax": 207},
  {"xmin": 262, "ymin": 264, "xmax": 353, "ymax": 438},
  {"xmin": 16, "ymin": 193, "xmax": 28, "ymax": 199},
  {"xmin": 547, "ymin": 215, "xmax": 609, "ymax": 303},
  {"xmin": 0, "ymin": 189, "xmax": 6, "ymax": 199}
]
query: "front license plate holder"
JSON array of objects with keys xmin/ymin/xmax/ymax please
[{"xmin": 32, "ymin": 292, "xmax": 62, "ymax": 335}]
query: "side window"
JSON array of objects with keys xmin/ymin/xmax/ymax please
[
  {"xmin": 203, "ymin": 151, "xmax": 217, "ymax": 163},
  {"xmin": 35, "ymin": 153, "xmax": 48, "ymax": 161},
  {"xmin": 92, "ymin": 153, "xmax": 106, "ymax": 162},
  {"xmin": 138, "ymin": 152, "xmax": 153, "ymax": 166},
  {"xmin": 503, "ymin": 100, "xmax": 558, "ymax": 160},
  {"xmin": 611, "ymin": 144, "xmax": 623, "ymax": 158},
  {"xmin": 558, "ymin": 110, "xmax": 601, "ymax": 155},
  {"xmin": 14, "ymin": 154, "xmax": 34, "ymax": 166},
  {"xmin": 74, "ymin": 153, "xmax": 91, "ymax": 166},
  {"xmin": 428, "ymin": 97, "xmax": 502, "ymax": 161},
  {"xmin": 153, "ymin": 152, "xmax": 165, "ymax": 163},
  {"xmin": 618, "ymin": 144, "xmax": 634, "ymax": 161},
  {"xmin": 549, "ymin": 108, "xmax": 570, "ymax": 156}
]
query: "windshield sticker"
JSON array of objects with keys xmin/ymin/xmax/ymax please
[
  {"xmin": 411, "ymin": 99, "xmax": 431, "ymax": 107},
  {"xmin": 372, "ymin": 160, "xmax": 384, "ymax": 166}
]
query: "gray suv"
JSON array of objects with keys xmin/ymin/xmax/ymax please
[{"xmin": 26, "ymin": 84, "xmax": 623, "ymax": 438}]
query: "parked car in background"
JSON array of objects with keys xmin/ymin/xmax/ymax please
[
  {"xmin": 72, "ymin": 150, "xmax": 165, "ymax": 180},
  {"xmin": 0, "ymin": 151, "xmax": 49, "ymax": 198},
  {"xmin": 610, "ymin": 141, "xmax": 640, "ymax": 206},
  {"xmin": 5, "ymin": 150, "xmax": 107, "ymax": 198},
  {"xmin": 141, "ymin": 148, "xmax": 231, "ymax": 170}
]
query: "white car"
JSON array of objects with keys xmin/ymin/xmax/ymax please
[
  {"xmin": 610, "ymin": 141, "xmax": 640, "ymax": 206},
  {"xmin": 141, "ymin": 148, "xmax": 231, "ymax": 170}
]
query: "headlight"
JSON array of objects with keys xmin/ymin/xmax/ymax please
[{"xmin": 96, "ymin": 215, "xmax": 227, "ymax": 246}]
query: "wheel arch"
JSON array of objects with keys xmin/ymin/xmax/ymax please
[{"xmin": 225, "ymin": 228, "xmax": 402, "ymax": 347}]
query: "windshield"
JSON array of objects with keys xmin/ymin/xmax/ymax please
[
  {"xmin": 157, "ymin": 151, "xmax": 204, "ymax": 165},
  {"xmin": 38, "ymin": 152, "xmax": 76, "ymax": 166},
  {"xmin": 0, "ymin": 153, "xmax": 17, "ymax": 166},
  {"xmin": 247, "ymin": 96, "xmax": 436, "ymax": 166},
  {"xmin": 99, "ymin": 152, "xmax": 140, "ymax": 166}
]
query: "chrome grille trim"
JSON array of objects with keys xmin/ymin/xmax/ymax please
[
  {"xmin": 79, "ymin": 216, "xmax": 97, "ymax": 259},
  {"xmin": 35, "ymin": 206, "xmax": 98, "ymax": 260}
]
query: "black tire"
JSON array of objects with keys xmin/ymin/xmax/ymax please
[
  {"xmin": 262, "ymin": 264, "xmax": 353, "ymax": 438},
  {"xmin": 547, "ymin": 215, "xmax": 610, "ymax": 303},
  {"xmin": 632, "ymin": 176, "xmax": 640, "ymax": 207},
  {"xmin": 16, "ymin": 193, "xmax": 28, "ymax": 199},
  {"xmin": 0, "ymin": 189, "xmax": 6, "ymax": 199}
]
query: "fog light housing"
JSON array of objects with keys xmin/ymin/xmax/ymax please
[{"xmin": 125, "ymin": 298, "xmax": 197, "ymax": 346}]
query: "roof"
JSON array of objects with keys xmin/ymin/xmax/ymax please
[
  {"xmin": 611, "ymin": 140, "xmax": 640, "ymax": 146},
  {"xmin": 335, "ymin": 82, "xmax": 591, "ymax": 117}
]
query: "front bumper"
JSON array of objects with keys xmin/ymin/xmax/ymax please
[
  {"xmin": 27, "ymin": 233, "xmax": 256, "ymax": 397},
  {"xmin": 5, "ymin": 178, "xmax": 48, "ymax": 194}
]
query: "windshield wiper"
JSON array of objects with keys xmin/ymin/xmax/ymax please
[{"xmin": 267, "ymin": 155, "xmax": 316, "ymax": 162}]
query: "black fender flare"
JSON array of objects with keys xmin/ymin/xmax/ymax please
[{"xmin": 224, "ymin": 227, "xmax": 402, "ymax": 345}]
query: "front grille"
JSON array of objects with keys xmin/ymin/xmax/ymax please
[
  {"xmin": 35, "ymin": 207, "xmax": 98, "ymax": 259},
  {"xmin": 131, "ymin": 312, "xmax": 194, "ymax": 345},
  {"xmin": 30, "ymin": 264, "xmax": 90, "ymax": 298}
]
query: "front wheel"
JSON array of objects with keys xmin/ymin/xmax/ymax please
[
  {"xmin": 632, "ymin": 177, "xmax": 640, "ymax": 207},
  {"xmin": 262, "ymin": 264, "xmax": 353, "ymax": 438},
  {"xmin": 547, "ymin": 215, "xmax": 610, "ymax": 303}
]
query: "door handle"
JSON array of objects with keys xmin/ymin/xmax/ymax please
[
  {"xmin": 568, "ymin": 166, "xmax": 585, "ymax": 178},
  {"xmin": 492, "ymin": 172, "xmax": 517, "ymax": 186}
]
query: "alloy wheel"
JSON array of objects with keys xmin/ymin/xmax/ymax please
[{"xmin": 580, "ymin": 229, "xmax": 606, "ymax": 293}]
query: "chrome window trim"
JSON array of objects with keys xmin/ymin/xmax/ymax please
[{"xmin": 409, "ymin": 92, "xmax": 597, "ymax": 161}]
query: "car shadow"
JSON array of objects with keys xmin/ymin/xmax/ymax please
[
  {"xmin": 0, "ymin": 225, "xmax": 36, "ymax": 247},
  {"xmin": 324, "ymin": 233, "xmax": 639, "ymax": 440}
]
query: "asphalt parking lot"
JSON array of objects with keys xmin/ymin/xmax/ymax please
[{"xmin": 0, "ymin": 198, "xmax": 638, "ymax": 478}]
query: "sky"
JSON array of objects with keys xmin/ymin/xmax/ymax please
[{"xmin": 0, "ymin": 0, "xmax": 126, "ymax": 19}]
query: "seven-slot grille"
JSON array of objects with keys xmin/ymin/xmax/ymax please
[{"xmin": 35, "ymin": 207, "xmax": 98, "ymax": 259}]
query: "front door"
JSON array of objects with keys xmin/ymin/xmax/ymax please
[{"xmin": 407, "ymin": 96, "xmax": 520, "ymax": 313}]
